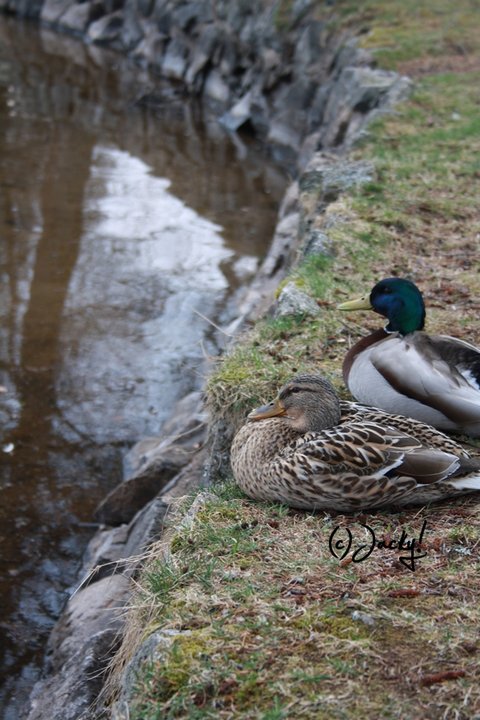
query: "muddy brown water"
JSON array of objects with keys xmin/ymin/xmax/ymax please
[{"xmin": 0, "ymin": 16, "xmax": 287, "ymax": 717}]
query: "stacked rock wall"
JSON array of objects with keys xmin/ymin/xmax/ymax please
[{"xmin": 1, "ymin": 0, "xmax": 400, "ymax": 166}]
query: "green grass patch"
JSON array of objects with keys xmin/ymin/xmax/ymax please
[{"xmin": 330, "ymin": 0, "xmax": 480, "ymax": 69}]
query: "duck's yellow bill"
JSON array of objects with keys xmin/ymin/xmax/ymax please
[
  {"xmin": 337, "ymin": 294, "xmax": 372, "ymax": 311},
  {"xmin": 248, "ymin": 399, "xmax": 286, "ymax": 421}
]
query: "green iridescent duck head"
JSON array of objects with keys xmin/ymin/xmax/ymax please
[{"xmin": 339, "ymin": 277, "xmax": 426, "ymax": 335}]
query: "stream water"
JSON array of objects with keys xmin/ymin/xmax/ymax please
[{"xmin": 0, "ymin": 16, "xmax": 287, "ymax": 717}]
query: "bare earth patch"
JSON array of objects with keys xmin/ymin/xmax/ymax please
[{"xmin": 398, "ymin": 52, "xmax": 480, "ymax": 77}]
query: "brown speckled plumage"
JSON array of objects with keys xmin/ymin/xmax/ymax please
[{"xmin": 230, "ymin": 375, "xmax": 480, "ymax": 512}]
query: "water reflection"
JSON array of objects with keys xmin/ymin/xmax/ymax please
[
  {"xmin": 0, "ymin": 16, "xmax": 287, "ymax": 717},
  {"xmin": 60, "ymin": 144, "xmax": 230, "ymax": 442}
]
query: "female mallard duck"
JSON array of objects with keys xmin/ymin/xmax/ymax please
[
  {"xmin": 338, "ymin": 277, "xmax": 480, "ymax": 437},
  {"xmin": 230, "ymin": 374, "xmax": 480, "ymax": 511}
]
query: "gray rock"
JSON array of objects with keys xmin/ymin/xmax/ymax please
[
  {"xmin": 309, "ymin": 82, "xmax": 331, "ymax": 128},
  {"xmin": 151, "ymin": 0, "xmax": 170, "ymax": 27},
  {"xmin": 94, "ymin": 445, "xmax": 190, "ymax": 525},
  {"xmin": 300, "ymin": 154, "xmax": 374, "ymax": 204},
  {"xmin": 293, "ymin": 20, "xmax": 325, "ymax": 70},
  {"xmin": 121, "ymin": 628, "xmax": 188, "ymax": 700},
  {"xmin": 119, "ymin": 0, "xmax": 145, "ymax": 50},
  {"xmin": 228, "ymin": 207, "xmax": 300, "ymax": 331},
  {"xmin": 39, "ymin": 21, "xmax": 89, "ymax": 62},
  {"xmin": 220, "ymin": 90, "xmax": 252, "ymax": 131},
  {"xmin": 4, "ymin": 0, "xmax": 42, "ymax": 16},
  {"xmin": 268, "ymin": 77, "xmax": 317, "ymax": 145},
  {"xmin": 184, "ymin": 24, "xmax": 219, "ymax": 87},
  {"xmin": 40, "ymin": 0, "xmax": 72, "ymax": 25},
  {"xmin": 12, "ymin": 0, "xmax": 411, "ymax": 164},
  {"xmin": 267, "ymin": 118, "xmax": 303, "ymax": 151},
  {"xmin": 297, "ymin": 130, "xmax": 321, "ymax": 172},
  {"xmin": 302, "ymin": 229, "xmax": 332, "ymax": 257},
  {"xmin": 204, "ymin": 69, "xmax": 230, "ymax": 104},
  {"xmin": 351, "ymin": 610, "xmax": 376, "ymax": 626},
  {"xmin": 226, "ymin": 1, "xmax": 254, "ymax": 34},
  {"xmin": 319, "ymin": 66, "xmax": 412, "ymax": 148},
  {"xmin": 127, "ymin": 390, "xmax": 206, "ymax": 472},
  {"xmin": 218, "ymin": 41, "xmax": 239, "ymax": 79},
  {"xmin": 110, "ymin": 494, "xmax": 214, "ymax": 716},
  {"xmin": 87, "ymin": 10, "xmax": 124, "ymax": 44},
  {"xmin": 26, "ymin": 575, "xmax": 131, "ymax": 720},
  {"xmin": 137, "ymin": 0, "xmax": 154, "ymax": 17},
  {"xmin": 24, "ymin": 439, "xmax": 206, "ymax": 719},
  {"xmin": 161, "ymin": 36, "xmax": 189, "ymax": 80},
  {"xmin": 172, "ymin": 1, "xmax": 213, "ymax": 30},
  {"xmin": 260, "ymin": 47, "xmax": 285, "ymax": 90},
  {"xmin": 112, "ymin": 628, "xmax": 189, "ymax": 718},
  {"xmin": 275, "ymin": 282, "xmax": 320, "ymax": 318},
  {"xmin": 331, "ymin": 37, "xmax": 370, "ymax": 75},
  {"xmin": 131, "ymin": 30, "xmax": 165, "ymax": 68},
  {"xmin": 58, "ymin": 2, "xmax": 92, "ymax": 33},
  {"xmin": 96, "ymin": 390, "xmax": 206, "ymax": 526},
  {"xmin": 291, "ymin": 0, "xmax": 315, "ymax": 23}
]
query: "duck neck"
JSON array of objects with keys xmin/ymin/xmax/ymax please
[
  {"xmin": 343, "ymin": 329, "xmax": 388, "ymax": 384},
  {"xmin": 383, "ymin": 294, "xmax": 425, "ymax": 335},
  {"xmin": 385, "ymin": 308, "xmax": 424, "ymax": 335}
]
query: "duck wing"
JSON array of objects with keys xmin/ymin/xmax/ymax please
[
  {"xmin": 368, "ymin": 332, "xmax": 480, "ymax": 433},
  {"xmin": 285, "ymin": 421, "xmax": 480, "ymax": 509},
  {"xmin": 295, "ymin": 422, "xmax": 464, "ymax": 483},
  {"xmin": 432, "ymin": 334, "xmax": 480, "ymax": 390},
  {"xmin": 339, "ymin": 401, "xmax": 470, "ymax": 456}
]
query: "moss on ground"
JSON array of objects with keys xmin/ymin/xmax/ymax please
[{"xmin": 115, "ymin": 2, "xmax": 480, "ymax": 718}]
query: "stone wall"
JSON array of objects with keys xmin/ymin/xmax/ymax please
[{"xmin": 1, "ymin": 0, "xmax": 407, "ymax": 168}]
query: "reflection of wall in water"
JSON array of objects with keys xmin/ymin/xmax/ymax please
[
  {"xmin": 59, "ymin": 145, "xmax": 229, "ymax": 443},
  {"xmin": 0, "ymin": 18, "xmax": 286, "ymax": 257}
]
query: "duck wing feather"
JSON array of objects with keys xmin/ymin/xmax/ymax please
[
  {"xmin": 339, "ymin": 401, "xmax": 470, "ymax": 455},
  {"xmin": 369, "ymin": 332, "xmax": 480, "ymax": 429}
]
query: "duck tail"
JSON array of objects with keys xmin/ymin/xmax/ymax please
[{"xmin": 450, "ymin": 474, "xmax": 480, "ymax": 491}]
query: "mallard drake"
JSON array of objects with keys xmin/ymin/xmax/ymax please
[
  {"xmin": 338, "ymin": 277, "xmax": 480, "ymax": 437},
  {"xmin": 230, "ymin": 374, "xmax": 480, "ymax": 511}
]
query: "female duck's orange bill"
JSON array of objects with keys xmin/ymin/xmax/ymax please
[{"xmin": 248, "ymin": 399, "xmax": 286, "ymax": 421}]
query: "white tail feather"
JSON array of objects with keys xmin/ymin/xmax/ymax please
[{"xmin": 451, "ymin": 475, "xmax": 480, "ymax": 490}]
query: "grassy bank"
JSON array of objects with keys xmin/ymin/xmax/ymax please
[
  {"xmin": 114, "ymin": 2, "xmax": 480, "ymax": 718},
  {"xmin": 209, "ymin": 4, "xmax": 480, "ymax": 423}
]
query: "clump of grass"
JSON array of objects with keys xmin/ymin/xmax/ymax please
[{"xmin": 206, "ymin": 226, "xmax": 378, "ymax": 426}]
